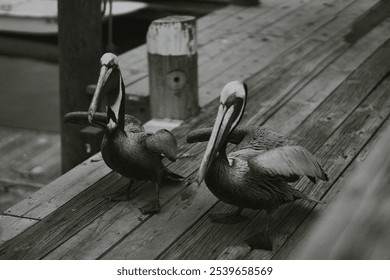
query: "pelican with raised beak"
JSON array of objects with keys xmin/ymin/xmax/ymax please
[
  {"xmin": 187, "ymin": 81, "xmax": 328, "ymax": 249},
  {"xmin": 65, "ymin": 53, "xmax": 182, "ymax": 214}
]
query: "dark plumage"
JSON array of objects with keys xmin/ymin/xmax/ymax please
[
  {"xmin": 187, "ymin": 81, "xmax": 328, "ymax": 249},
  {"xmin": 64, "ymin": 53, "xmax": 182, "ymax": 214}
]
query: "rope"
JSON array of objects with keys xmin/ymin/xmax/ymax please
[{"xmin": 101, "ymin": 0, "xmax": 116, "ymax": 52}]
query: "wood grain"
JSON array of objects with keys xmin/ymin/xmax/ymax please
[
  {"xmin": 297, "ymin": 117, "xmax": 390, "ymax": 259},
  {"xmin": 0, "ymin": 215, "xmax": 38, "ymax": 246}
]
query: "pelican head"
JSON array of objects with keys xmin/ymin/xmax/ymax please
[
  {"xmin": 196, "ymin": 81, "xmax": 248, "ymax": 185},
  {"xmin": 88, "ymin": 53, "xmax": 124, "ymax": 130}
]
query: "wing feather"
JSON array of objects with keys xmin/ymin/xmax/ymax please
[
  {"xmin": 145, "ymin": 129, "xmax": 178, "ymax": 162},
  {"xmin": 248, "ymin": 146, "xmax": 328, "ymax": 182}
]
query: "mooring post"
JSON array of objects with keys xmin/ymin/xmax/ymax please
[
  {"xmin": 58, "ymin": 0, "xmax": 102, "ymax": 173},
  {"xmin": 147, "ymin": 15, "xmax": 199, "ymax": 120}
]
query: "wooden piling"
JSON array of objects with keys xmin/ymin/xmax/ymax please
[
  {"xmin": 58, "ymin": 0, "xmax": 102, "ymax": 173},
  {"xmin": 147, "ymin": 16, "xmax": 199, "ymax": 120}
]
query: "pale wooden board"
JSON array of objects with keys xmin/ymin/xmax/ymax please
[
  {"xmin": 120, "ymin": 0, "xmax": 302, "ymax": 90},
  {"xmin": 197, "ymin": 0, "xmax": 378, "ymax": 105},
  {"xmin": 41, "ymin": 3, "xmax": 371, "ymax": 259},
  {"xmin": 158, "ymin": 39, "xmax": 390, "ymax": 260},
  {"xmin": 296, "ymin": 120, "xmax": 390, "ymax": 259},
  {"xmin": 126, "ymin": 0, "xmax": 379, "ymax": 106},
  {"xmin": 0, "ymin": 215, "xmax": 38, "ymax": 246},
  {"xmin": 1, "ymin": 0, "xmax": 346, "ymax": 226},
  {"xmin": 123, "ymin": 0, "xmax": 314, "ymax": 96},
  {"xmin": 265, "ymin": 19, "xmax": 390, "ymax": 135},
  {"xmin": 1, "ymin": 0, "xmax": 386, "ymax": 260},
  {"xmin": 0, "ymin": 172, "xmax": 127, "ymax": 259},
  {"xmin": 51, "ymin": 3, "xmax": 390, "ymax": 260},
  {"xmin": 271, "ymin": 116, "xmax": 390, "ymax": 260}
]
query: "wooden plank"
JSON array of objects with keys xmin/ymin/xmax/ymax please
[
  {"xmin": 242, "ymin": 65, "xmax": 390, "ymax": 261},
  {"xmin": 2, "ymin": 0, "xmax": 386, "ymax": 259},
  {"xmin": 41, "ymin": 3, "xmax": 370, "ymax": 260},
  {"xmin": 296, "ymin": 122, "xmax": 390, "ymax": 259},
  {"xmin": 127, "ymin": 0, "xmax": 378, "ymax": 106},
  {"xmin": 198, "ymin": 0, "xmax": 377, "ymax": 105},
  {"xmin": 1, "ymin": 0, "xmax": 338, "ymax": 224},
  {"xmin": 0, "ymin": 215, "xmax": 38, "ymax": 246},
  {"xmin": 272, "ymin": 116, "xmax": 390, "ymax": 260},
  {"xmin": 159, "ymin": 39, "xmax": 390, "ymax": 260},
  {"xmin": 254, "ymin": 18, "xmax": 390, "ymax": 135},
  {"xmin": 0, "ymin": 173, "xmax": 127, "ymax": 259},
  {"xmin": 123, "ymin": 0, "xmax": 311, "ymax": 95},
  {"xmin": 118, "ymin": 5, "xmax": 245, "ymax": 75},
  {"xmin": 3, "ymin": 154, "xmax": 111, "ymax": 219}
]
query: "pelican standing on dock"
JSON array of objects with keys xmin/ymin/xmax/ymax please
[
  {"xmin": 187, "ymin": 81, "xmax": 328, "ymax": 248},
  {"xmin": 65, "ymin": 53, "xmax": 182, "ymax": 214}
]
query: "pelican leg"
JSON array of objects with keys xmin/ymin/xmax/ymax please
[
  {"xmin": 245, "ymin": 210, "xmax": 274, "ymax": 251},
  {"xmin": 208, "ymin": 208, "xmax": 247, "ymax": 224},
  {"xmin": 139, "ymin": 182, "xmax": 161, "ymax": 214},
  {"xmin": 104, "ymin": 179, "xmax": 136, "ymax": 201}
]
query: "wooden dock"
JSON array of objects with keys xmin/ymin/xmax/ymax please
[{"xmin": 1, "ymin": 0, "xmax": 390, "ymax": 259}]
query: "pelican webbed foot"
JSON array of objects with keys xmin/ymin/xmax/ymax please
[
  {"xmin": 139, "ymin": 183, "xmax": 161, "ymax": 214},
  {"xmin": 208, "ymin": 208, "xmax": 247, "ymax": 224},
  {"xmin": 245, "ymin": 231, "xmax": 273, "ymax": 251},
  {"xmin": 139, "ymin": 200, "xmax": 161, "ymax": 214}
]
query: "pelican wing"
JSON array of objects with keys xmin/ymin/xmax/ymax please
[
  {"xmin": 64, "ymin": 111, "xmax": 144, "ymax": 133},
  {"xmin": 234, "ymin": 126, "xmax": 286, "ymax": 152},
  {"xmin": 146, "ymin": 129, "xmax": 178, "ymax": 162},
  {"xmin": 248, "ymin": 146, "xmax": 328, "ymax": 182}
]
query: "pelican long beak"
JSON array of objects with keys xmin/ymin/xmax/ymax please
[
  {"xmin": 196, "ymin": 104, "xmax": 237, "ymax": 186},
  {"xmin": 88, "ymin": 65, "xmax": 111, "ymax": 123}
]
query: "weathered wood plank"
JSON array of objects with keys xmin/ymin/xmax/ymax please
[
  {"xmin": 2, "ymin": 0, "xmax": 348, "ymax": 229},
  {"xmin": 265, "ymin": 19, "xmax": 390, "ymax": 135},
  {"xmin": 272, "ymin": 116, "xmax": 390, "ymax": 260},
  {"xmin": 244, "ymin": 69, "xmax": 390, "ymax": 261},
  {"xmin": 0, "ymin": 215, "xmax": 38, "ymax": 246},
  {"xmin": 2, "ymin": 0, "xmax": 388, "ymax": 260},
  {"xmin": 123, "ymin": 0, "xmax": 310, "ymax": 95},
  {"xmin": 127, "ymin": 0, "xmax": 377, "ymax": 106},
  {"xmin": 296, "ymin": 122, "xmax": 390, "ymax": 259},
  {"xmin": 198, "ymin": 0, "xmax": 378, "ymax": 105},
  {"xmin": 0, "ymin": 173, "xmax": 127, "ymax": 259},
  {"xmin": 298, "ymin": 130, "xmax": 390, "ymax": 260},
  {"xmin": 159, "ymin": 39, "xmax": 390, "ymax": 260},
  {"xmin": 3, "ymin": 155, "xmax": 111, "ymax": 219},
  {"xmin": 41, "ymin": 3, "xmax": 371, "ymax": 260}
]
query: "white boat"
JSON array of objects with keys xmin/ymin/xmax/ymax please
[{"xmin": 0, "ymin": 0, "xmax": 147, "ymax": 34}]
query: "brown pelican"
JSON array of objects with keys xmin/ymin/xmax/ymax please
[
  {"xmin": 65, "ymin": 53, "xmax": 182, "ymax": 214},
  {"xmin": 187, "ymin": 81, "xmax": 328, "ymax": 249}
]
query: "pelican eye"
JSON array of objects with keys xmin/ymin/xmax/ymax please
[{"xmin": 223, "ymin": 94, "xmax": 244, "ymax": 109}]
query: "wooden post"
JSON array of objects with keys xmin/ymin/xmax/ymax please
[
  {"xmin": 58, "ymin": 0, "xmax": 102, "ymax": 173},
  {"xmin": 147, "ymin": 16, "xmax": 199, "ymax": 120}
]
